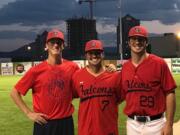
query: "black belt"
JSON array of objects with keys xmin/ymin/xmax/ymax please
[{"xmin": 128, "ymin": 113, "xmax": 163, "ymax": 122}]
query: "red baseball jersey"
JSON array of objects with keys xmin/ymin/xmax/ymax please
[
  {"xmin": 15, "ymin": 59, "xmax": 79, "ymax": 120},
  {"xmin": 72, "ymin": 68, "xmax": 122, "ymax": 135},
  {"xmin": 121, "ymin": 54, "xmax": 177, "ymax": 116}
]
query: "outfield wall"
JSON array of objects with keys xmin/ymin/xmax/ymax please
[{"xmin": 0, "ymin": 58, "xmax": 180, "ymax": 75}]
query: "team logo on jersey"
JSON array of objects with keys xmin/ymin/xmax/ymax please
[
  {"xmin": 47, "ymin": 79, "xmax": 65, "ymax": 97},
  {"xmin": 44, "ymin": 74, "xmax": 66, "ymax": 102},
  {"xmin": 126, "ymin": 80, "xmax": 152, "ymax": 92},
  {"xmin": 80, "ymin": 84, "xmax": 115, "ymax": 102}
]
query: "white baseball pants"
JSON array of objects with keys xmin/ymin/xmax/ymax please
[{"xmin": 127, "ymin": 117, "xmax": 166, "ymax": 135}]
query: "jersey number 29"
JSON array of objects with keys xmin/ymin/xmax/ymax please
[{"xmin": 140, "ymin": 96, "xmax": 154, "ymax": 108}]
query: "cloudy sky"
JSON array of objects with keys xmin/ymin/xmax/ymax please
[{"xmin": 0, "ymin": 0, "xmax": 179, "ymax": 52}]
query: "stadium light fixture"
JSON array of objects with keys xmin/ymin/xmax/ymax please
[
  {"xmin": 27, "ymin": 46, "xmax": 31, "ymax": 50},
  {"xmin": 177, "ymin": 32, "xmax": 180, "ymax": 39}
]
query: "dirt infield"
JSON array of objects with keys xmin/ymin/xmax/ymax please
[{"xmin": 174, "ymin": 120, "xmax": 180, "ymax": 135}]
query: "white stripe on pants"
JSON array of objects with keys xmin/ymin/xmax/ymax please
[{"xmin": 127, "ymin": 117, "xmax": 166, "ymax": 135}]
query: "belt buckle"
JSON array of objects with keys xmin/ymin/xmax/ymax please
[{"xmin": 135, "ymin": 116, "xmax": 151, "ymax": 122}]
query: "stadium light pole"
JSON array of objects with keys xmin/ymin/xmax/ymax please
[{"xmin": 118, "ymin": 0, "xmax": 123, "ymax": 65}]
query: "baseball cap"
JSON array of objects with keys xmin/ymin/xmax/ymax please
[
  {"xmin": 46, "ymin": 29, "xmax": 64, "ymax": 42},
  {"xmin": 128, "ymin": 26, "xmax": 148, "ymax": 38},
  {"xmin": 85, "ymin": 40, "xmax": 104, "ymax": 52}
]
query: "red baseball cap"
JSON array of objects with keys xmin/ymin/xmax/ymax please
[
  {"xmin": 85, "ymin": 40, "xmax": 104, "ymax": 52},
  {"xmin": 128, "ymin": 26, "xmax": 148, "ymax": 38},
  {"xmin": 46, "ymin": 29, "xmax": 64, "ymax": 42}
]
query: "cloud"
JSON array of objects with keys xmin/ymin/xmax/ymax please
[
  {"xmin": 96, "ymin": 19, "xmax": 116, "ymax": 34},
  {"xmin": 0, "ymin": 0, "xmax": 80, "ymax": 26},
  {"xmin": 98, "ymin": 32, "xmax": 116, "ymax": 47},
  {"xmin": 0, "ymin": 30, "xmax": 35, "ymax": 40},
  {"xmin": 0, "ymin": 21, "xmax": 66, "ymax": 38},
  {"xmin": 142, "ymin": 20, "xmax": 180, "ymax": 34},
  {"xmin": 0, "ymin": 0, "xmax": 16, "ymax": 8},
  {"xmin": 0, "ymin": 0, "xmax": 179, "ymax": 26},
  {"xmin": 0, "ymin": 0, "xmax": 179, "ymax": 51},
  {"xmin": 122, "ymin": 0, "xmax": 180, "ymax": 24},
  {"xmin": 0, "ymin": 38, "xmax": 31, "ymax": 52}
]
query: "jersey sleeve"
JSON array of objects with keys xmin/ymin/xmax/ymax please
[
  {"xmin": 115, "ymin": 71, "xmax": 124, "ymax": 104},
  {"xmin": 14, "ymin": 67, "xmax": 35, "ymax": 96},
  {"xmin": 71, "ymin": 71, "xmax": 79, "ymax": 98},
  {"xmin": 72, "ymin": 63, "xmax": 80, "ymax": 98},
  {"xmin": 161, "ymin": 61, "xmax": 177, "ymax": 93}
]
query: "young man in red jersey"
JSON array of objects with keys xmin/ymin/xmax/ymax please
[
  {"xmin": 10, "ymin": 29, "xmax": 79, "ymax": 135},
  {"xmin": 72, "ymin": 39, "xmax": 123, "ymax": 135},
  {"xmin": 121, "ymin": 25, "xmax": 176, "ymax": 135}
]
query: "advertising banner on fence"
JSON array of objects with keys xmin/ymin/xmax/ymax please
[
  {"xmin": 1, "ymin": 63, "xmax": 13, "ymax": 75},
  {"xmin": 73, "ymin": 60, "xmax": 85, "ymax": 68},
  {"xmin": 33, "ymin": 61, "xmax": 41, "ymax": 66},
  {"xmin": 164, "ymin": 58, "xmax": 172, "ymax": 72},
  {"xmin": 172, "ymin": 58, "xmax": 180, "ymax": 74},
  {"xmin": 14, "ymin": 62, "xmax": 32, "ymax": 75}
]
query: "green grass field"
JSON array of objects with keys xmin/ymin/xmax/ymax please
[{"xmin": 0, "ymin": 75, "xmax": 180, "ymax": 135}]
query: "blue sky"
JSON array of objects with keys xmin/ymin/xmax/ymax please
[{"xmin": 0, "ymin": 0, "xmax": 179, "ymax": 52}]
